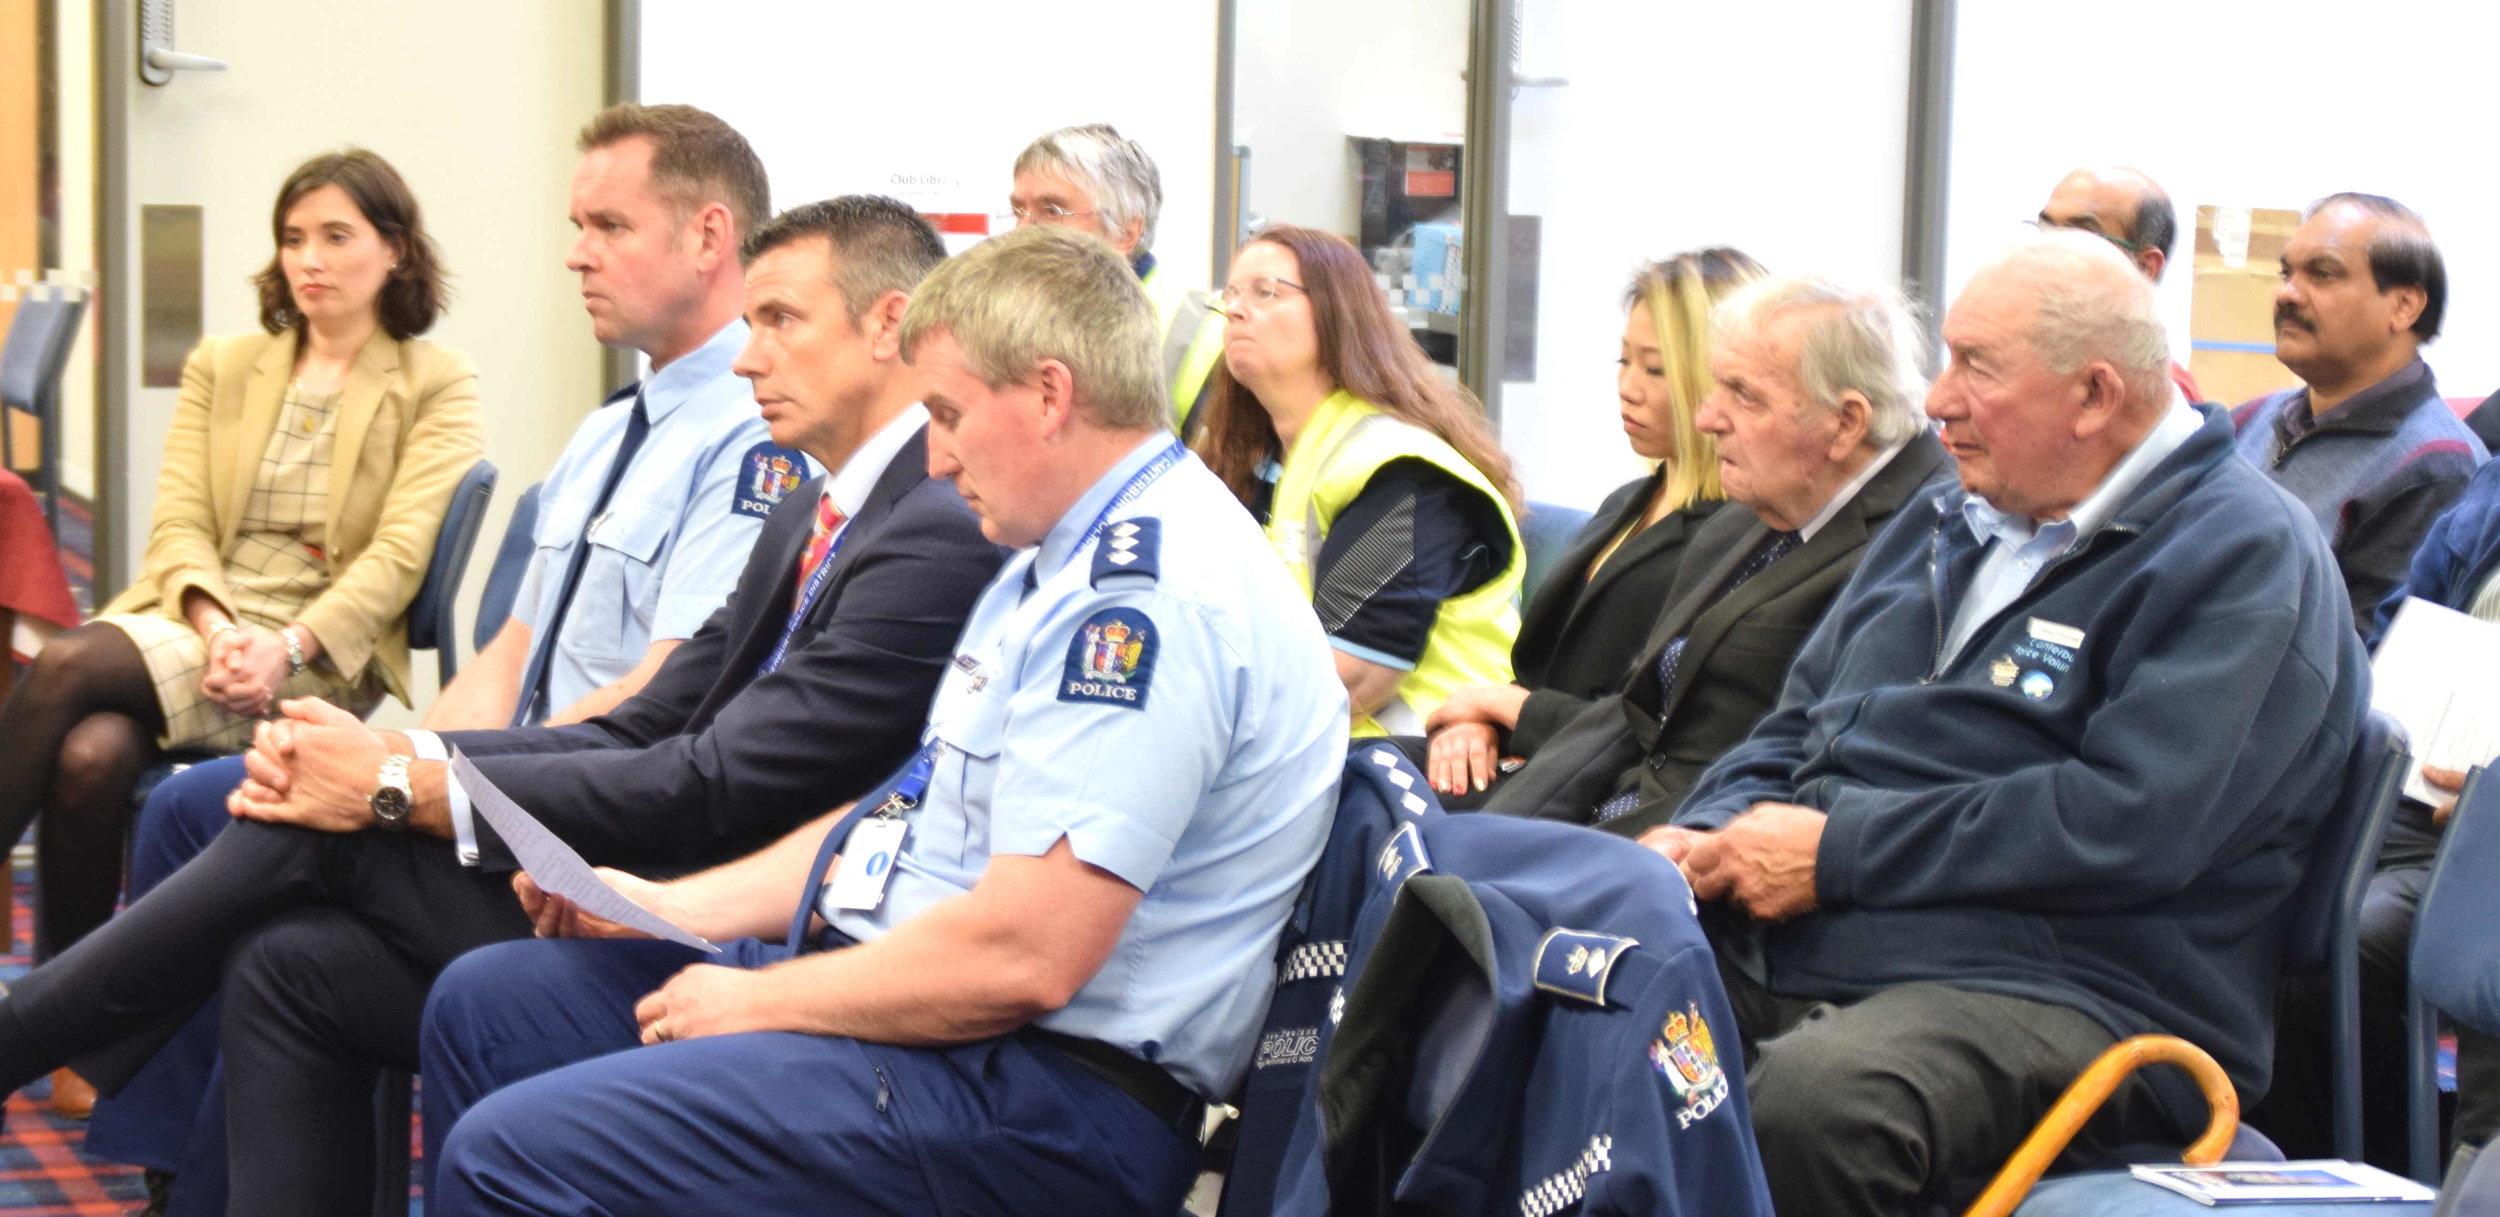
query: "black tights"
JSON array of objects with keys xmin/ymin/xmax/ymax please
[{"xmin": 0, "ymin": 622, "xmax": 167, "ymax": 961}]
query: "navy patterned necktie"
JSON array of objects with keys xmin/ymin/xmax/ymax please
[
  {"xmin": 511, "ymin": 392, "xmax": 650, "ymax": 727},
  {"xmin": 1594, "ymin": 529, "xmax": 1802, "ymax": 823}
]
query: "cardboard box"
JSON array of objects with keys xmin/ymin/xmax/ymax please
[{"xmin": 2188, "ymin": 205, "xmax": 2302, "ymax": 406}]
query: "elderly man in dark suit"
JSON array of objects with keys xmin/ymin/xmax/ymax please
[
  {"xmin": 0, "ymin": 196, "xmax": 1007, "ymax": 1214},
  {"xmin": 1483, "ymin": 275, "xmax": 1949, "ymax": 832}
]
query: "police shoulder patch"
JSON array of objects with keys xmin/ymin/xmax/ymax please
[
  {"xmin": 1059, "ymin": 606, "xmax": 1158, "ymax": 709},
  {"xmin": 1532, "ymin": 927, "xmax": 1639, "ymax": 1006},
  {"xmin": 1374, "ymin": 822, "xmax": 1432, "ymax": 889},
  {"xmin": 1092, "ymin": 518, "xmax": 1162, "ymax": 588},
  {"xmin": 733, "ymin": 442, "xmax": 809, "ymax": 519}
]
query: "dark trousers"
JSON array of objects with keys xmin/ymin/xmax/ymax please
[
  {"xmin": 1716, "ymin": 956, "xmax": 2175, "ymax": 1217},
  {"xmin": 83, "ymin": 757, "xmax": 242, "ymax": 1217},
  {"xmin": 0, "ymin": 811, "xmax": 531, "ymax": 1215},
  {"xmin": 420, "ymin": 936, "xmax": 1200, "ymax": 1217}
]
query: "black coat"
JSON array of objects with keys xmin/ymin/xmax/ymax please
[
  {"xmin": 1508, "ymin": 473, "xmax": 1729, "ymax": 756},
  {"xmin": 442, "ymin": 428, "xmax": 1008, "ymax": 871},
  {"xmin": 1483, "ymin": 433, "xmax": 1951, "ymax": 834}
]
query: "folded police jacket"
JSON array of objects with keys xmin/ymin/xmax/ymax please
[
  {"xmin": 1225, "ymin": 742, "xmax": 1442, "ymax": 1217},
  {"xmin": 1263, "ymin": 813, "xmax": 1775, "ymax": 1217}
]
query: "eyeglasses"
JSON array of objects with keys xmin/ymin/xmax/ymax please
[
  {"xmin": 996, "ymin": 203, "xmax": 1099, "ymax": 226},
  {"xmin": 1209, "ymin": 276, "xmax": 1308, "ymax": 314},
  {"xmin": 2028, "ymin": 217, "xmax": 2145, "ymax": 253}
]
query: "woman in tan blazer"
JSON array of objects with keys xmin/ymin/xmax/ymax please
[{"xmin": 0, "ymin": 149, "xmax": 481, "ymax": 1010}]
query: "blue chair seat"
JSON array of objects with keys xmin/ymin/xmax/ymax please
[{"xmin": 1517, "ymin": 500, "xmax": 1592, "ymax": 606}]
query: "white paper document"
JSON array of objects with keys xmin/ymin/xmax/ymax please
[
  {"xmin": 2369, "ymin": 597, "xmax": 2500, "ymax": 804},
  {"xmin": 2128, "ymin": 1159, "xmax": 2436, "ymax": 1205},
  {"xmin": 449, "ymin": 750, "xmax": 719, "ymax": 952}
]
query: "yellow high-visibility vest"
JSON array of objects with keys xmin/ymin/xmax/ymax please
[
  {"xmin": 1140, "ymin": 264, "xmax": 1225, "ymax": 428},
  {"xmin": 1267, "ymin": 389, "xmax": 1521, "ymax": 737}
]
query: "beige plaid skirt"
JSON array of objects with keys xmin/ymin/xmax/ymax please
[{"xmin": 93, "ymin": 612, "xmax": 382, "ymax": 751}]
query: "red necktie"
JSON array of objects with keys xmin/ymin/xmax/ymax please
[{"xmin": 794, "ymin": 493, "xmax": 846, "ymax": 608}]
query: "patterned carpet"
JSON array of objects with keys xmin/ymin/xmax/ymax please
[
  {"xmin": 0, "ymin": 845, "xmax": 426, "ymax": 1217},
  {"xmin": 0, "ymin": 856, "xmax": 147, "ymax": 1216}
]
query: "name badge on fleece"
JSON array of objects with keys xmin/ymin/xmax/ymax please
[{"xmin": 825, "ymin": 817, "xmax": 909, "ymax": 911}]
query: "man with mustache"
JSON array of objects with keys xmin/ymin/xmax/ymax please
[{"xmin": 2230, "ymin": 192, "xmax": 2484, "ymax": 627}]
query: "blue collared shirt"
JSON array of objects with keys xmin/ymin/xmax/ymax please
[
  {"xmin": 827, "ymin": 435, "xmax": 1348, "ymax": 1098},
  {"xmin": 1943, "ymin": 396, "xmax": 2202, "ymax": 659},
  {"xmin": 507, "ymin": 319, "xmax": 808, "ymax": 716}
]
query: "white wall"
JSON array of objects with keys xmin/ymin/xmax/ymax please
[
  {"xmin": 1501, "ymin": 0, "xmax": 1916, "ymax": 509},
  {"xmin": 640, "ymin": 0, "xmax": 1221, "ymax": 287},
  {"xmin": 1232, "ymin": 0, "xmax": 1469, "ymax": 238},
  {"xmin": 115, "ymin": 0, "xmax": 606, "ymax": 721},
  {"xmin": 1945, "ymin": 0, "xmax": 2500, "ymax": 403}
]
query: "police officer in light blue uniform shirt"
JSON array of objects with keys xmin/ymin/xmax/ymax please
[
  {"xmin": 828, "ymin": 431, "xmax": 1344, "ymax": 1099},
  {"xmin": 418, "ymin": 225, "xmax": 1345, "ymax": 1217},
  {"xmin": 507, "ymin": 317, "xmax": 807, "ymax": 720}
]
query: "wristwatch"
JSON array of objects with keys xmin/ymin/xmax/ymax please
[{"xmin": 370, "ymin": 755, "xmax": 414, "ymax": 831}]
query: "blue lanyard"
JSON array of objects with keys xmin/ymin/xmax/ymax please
[
  {"xmin": 787, "ymin": 742, "xmax": 939, "ymax": 952},
  {"xmin": 1051, "ymin": 440, "xmax": 1184, "ymax": 582},
  {"xmin": 756, "ymin": 516, "xmax": 850, "ymax": 677}
]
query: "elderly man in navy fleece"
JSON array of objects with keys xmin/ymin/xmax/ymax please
[{"xmin": 1648, "ymin": 229, "xmax": 2369, "ymax": 1217}]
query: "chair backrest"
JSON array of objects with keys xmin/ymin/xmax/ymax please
[
  {"xmin": 1219, "ymin": 741, "xmax": 1441, "ymax": 1217},
  {"xmin": 2276, "ymin": 707, "xmax": 2409, "ymax": 1162},
  {"xmin": 1, "ymin": 291, "xmax": 89, "ymax": 525},
  {"xmin": 2290, "ymin": 708, "xmax": 2410, "ymax": 973},
  {"xmin": 1517, "ymin": 500, "xmax": 1592, "ymax": 606},
  {"xmin": 2412, "ymin": 767, "xmax": 2500, "ymax": 1034},
  {"xmin": 472, "ymin": 481, "xmax": 541, "ymax": 652},
  {"xmin": 2406, "ymin": 766, "xmax": 2500, "ymax": 1182},
  {"xmin": 0, "ymin": 292, "xmax": 83, "ymax": 416},
  {"xmin": 406, "ymin": 459, "xmax": 497, "ymax": 686}
]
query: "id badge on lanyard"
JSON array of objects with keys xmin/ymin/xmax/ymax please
[{"xmin": 824, "ymin": 744, "xmax": 938, "ymax": 912}]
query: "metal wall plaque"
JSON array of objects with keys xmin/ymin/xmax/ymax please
[{"xmin": 139, "ymin": 203, "xmax": 201, "ymax": 388}]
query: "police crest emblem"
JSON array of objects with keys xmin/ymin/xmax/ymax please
[
  {"xmin": 733, "ymin": 442, "xmax": 809, "ymax": 518},
  {"xmin": 1060, "ymin": 607, "xmax": 1159, "ymax": 708},
  {"xmin": 1649, "ymin": 1001, "xmax": 1731, "ymax": 1127}
]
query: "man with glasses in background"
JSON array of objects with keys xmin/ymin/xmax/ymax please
[
  {"xmin": 1008, "ymin": 124, "xmax": 1225, "ymax": 431},
  {"xmin": 2037, "ymin": 164, "xmax": 2202, "ymax": 402}
]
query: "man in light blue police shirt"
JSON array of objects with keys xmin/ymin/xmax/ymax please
[
  {"xmin": 441, "ymin": 102, "xmax": 807, "ymax": 731},
  {"xmin": 419, "ymin": 224, "xmax": 1347, "ymax": 1217},
  {"xmin": 80, "ymin": 103, "xmax": 806, "ymax": 1211}
]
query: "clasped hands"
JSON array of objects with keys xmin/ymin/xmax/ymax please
[
  {"xmin": 199, "ymin": 623, "xmax": 293, "ymax": 717},
  {"xmin": 226, "ymin": 696, "xmax": 397, "ymax": 832},
  {"xmin": 1637, "ymin": 801, "xmax": 1827, "ymax": 923}
]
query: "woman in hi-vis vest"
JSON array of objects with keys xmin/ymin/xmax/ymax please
[
  {"xmin": 1194, "ymin": 224, "xmax": 1522, "ymax": 738},
  {"xmin": 1422, "ymin": 248, "xmax": 1769, "ymax": 803}
]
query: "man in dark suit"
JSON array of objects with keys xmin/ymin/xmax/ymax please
[
  {"xmin": 1483, "ymin": 275, "xmax": 1948, "ymax": 834},
  {"xmin": 0, "ymin": 196, "xmax": 1006, "ymax": 1215}
]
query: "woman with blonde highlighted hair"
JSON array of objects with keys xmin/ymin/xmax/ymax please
[{"xmin": 1421, "ymin": 246, "xmax": 1766, "ymax": 802}]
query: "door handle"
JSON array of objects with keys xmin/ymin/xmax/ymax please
[{"xmin": 138, "ymin": 0, "xmax": 229, "ymax": 86}]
